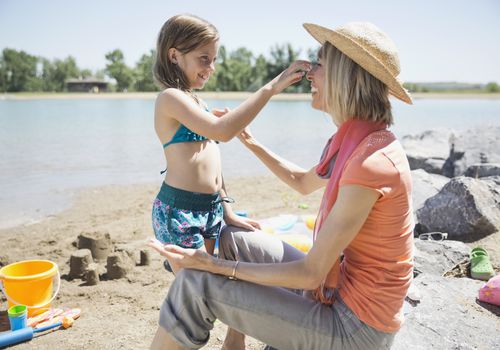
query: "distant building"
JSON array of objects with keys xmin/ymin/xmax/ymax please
[{"xmin": 66, "ymin": 77, "xmax": 108, "ymax": 93}]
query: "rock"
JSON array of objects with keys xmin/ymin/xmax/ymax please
[
  {"xmin": 416, "ymin": 176, "xmax": 500, "ymax": 240},
  {"xmin": 0, "ymin": 255, "xmax": 9, "ymax": 268},
  {"xmin": 402, "ymin": 129, "xmax": 454, "ymax": 175},
  {"xmin": 77, "ymin": 231, "xmax": 112, "ymax": 261},
  {"xmin": 442, "ymin": 126, "xmax": 500, "ymax": 177},
  {"xmin": 464, "ymin": 163, "xmax": 500, "ymax": 178},
  {"xmin": 393, "ymin": 274, "xmax": 500, "ymax": 350},
  {"xmin": 69, "ymin": 249, "xmax": 93, "ymax": 278},
  {"xmin": 411, "ymin": 169, "xmax": 449, "ymax": 213},
  {"xmin": 85, "ymin": 263, "xmax": 99, "ymax": 286},
  {"xmin": 413, "ymin": 240, "xmax": 470, "ymax": 277},
  {"xmin": 106, "ymin": 251, "xmax": 134, "ymax": 280}
]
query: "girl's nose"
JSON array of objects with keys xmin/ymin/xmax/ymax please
[{"xmin": 209, "ymin": 61, "xmax": 216, "ymax": 72}]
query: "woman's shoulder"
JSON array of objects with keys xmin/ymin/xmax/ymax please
[{"xmin": 346, "ymin": 131, "xmax": 404, "ymax": 177}]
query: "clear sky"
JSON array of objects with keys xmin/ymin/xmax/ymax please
[{"xmin": 1, "ymin": 0, "xmax": 499, "ymax": 83}]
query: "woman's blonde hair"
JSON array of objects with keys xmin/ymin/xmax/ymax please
[
  {"xmin": 321, "ymin": 42, "xmax": 393, "ymax": 125},
  {"xmin": 153, "ymin": 14, "xmax": 219, "ymax": 91}
]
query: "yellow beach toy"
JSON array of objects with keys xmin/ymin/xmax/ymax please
[
  {"xmin": 259, "ymin": 215, "xmax": 315, "ymax": 253},
  {"xmin": 277, "ymin": 233, "xmax": 313, "ymax": 253}
]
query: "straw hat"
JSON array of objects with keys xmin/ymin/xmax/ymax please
[{"xmin": 303, "ymin": 22, "xmax": 412, "ymax": 104}]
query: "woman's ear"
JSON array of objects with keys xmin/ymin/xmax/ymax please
[{"xmin": 168, "ymin": 48, "xmax": 178, "ymax": 64}]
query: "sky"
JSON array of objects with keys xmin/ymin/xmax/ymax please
[{"xmin": 1, "ymin": 0, "xmax": 499, "ymax": 83}]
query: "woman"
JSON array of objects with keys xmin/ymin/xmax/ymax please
[{"xmin": 148, "ymin": 21, "xmax": 414, "ymax": 350}]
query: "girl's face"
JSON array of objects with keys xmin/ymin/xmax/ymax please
[
  {"xmin": 306, "ymin": 51, "xmax": 326, "ymax": 111},
  {"xmin": 175, "ymin": 40, "xmax": 219, "ymax": 89}
]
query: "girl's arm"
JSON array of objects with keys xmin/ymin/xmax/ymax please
[
  {"xmin": 238, "ymin": 127, "xmax": 327, "ymax": 195},
  {"xmin": 219, "ymin": 175, "xmax": 261, "ymax": 231},
  {"xmin": 148, "ymin": 184, "xmax": 379, "ymax": 290},
  {"xmin": 156, "ymin": 61, "xmax": 310, "ymax": 142}
]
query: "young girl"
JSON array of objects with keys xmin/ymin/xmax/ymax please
[{"xmin": 151, "ymin": 14, "xmax": 308, "ymax": 262}]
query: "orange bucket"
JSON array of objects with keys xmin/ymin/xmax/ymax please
[{"xmin": 0, "ymin": 260, "xmax": 60, "ymax": 316}]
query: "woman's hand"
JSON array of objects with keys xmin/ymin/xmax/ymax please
[
  {"xmin": 224, "ymin": 212, "xmax": 261, "ymax": 231},
  {"xmin": 266, "ymin": 60, "xmax": 311, "ymax": 95},
  {"xmin": 212, "ymin": 107, "xmax": 230, "ymax": 117},
  {"xmin": 147, "ymin": 238, "xmax": 213, "ymax": 273},
  {"xmin": 237, "ymin": 125, "xmax": 256, "ymax": 146}
]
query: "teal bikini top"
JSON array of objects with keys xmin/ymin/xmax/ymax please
[
  {"xmin": 163, "ymin": 124, "xmax": 208, "ymax": 148},
  {"xmin": 163, "ymin": 106, "xmax": 212, "ymax": 149}
]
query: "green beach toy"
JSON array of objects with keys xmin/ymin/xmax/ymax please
[{"xmin": 470, "ymin": 247, "xmax": 495, "ymax": 281}]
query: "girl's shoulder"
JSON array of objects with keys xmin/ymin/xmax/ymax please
[{"xmin": 156, "ymin": 88, "xmax": 197, "ymax": 111}]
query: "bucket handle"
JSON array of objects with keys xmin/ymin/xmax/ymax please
[{"xmin": 0, "ymin": 270, "xmax": 61, "ymax": 309}]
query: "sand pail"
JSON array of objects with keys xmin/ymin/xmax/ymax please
[{"xmin": 0, "ymin": 260, "xmax": 60, "ymax": 317}]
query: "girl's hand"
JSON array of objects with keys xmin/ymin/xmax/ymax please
[
  {"xmin": 147, "ymin": 238, "xmax": 212, "ymax": 273},
  {"xmin": 267, "ymin": 60, "xmax": 311, "ymax": 95},
  {"xmin": 224, "ymin": 213, "xmax": 261, "ymax": 231}
]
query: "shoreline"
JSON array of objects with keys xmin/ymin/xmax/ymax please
[{"xmin": 2, "ymin": 91, "xmax": 500, "ymax": 100}]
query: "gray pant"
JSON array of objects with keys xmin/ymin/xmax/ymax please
[{"xmin": 159, "ymin": 226, "xmax": 396, "ymax": 349}]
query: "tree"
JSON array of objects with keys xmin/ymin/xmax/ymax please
[
  {"xmin": 485, "ymin": 82, "xmax": 499, "ymax": 93},
  {"xmin": 54, "ymin": 57, "xmax": 79, "ymax": 91},
  {"xmin": 0, "ymin": 48, "xmax": 38, "ymax": 92},
  {"xmin": 80, "ymin": 69, "xmax": 93, "ymax": 79},
  {"xmin": 134, "ymin": 50, "xmax": 157, "ymax": 91},
  {"xmin": 105, "ymin": 49, "xmax": 134, "ymax": 92},
  {"xmin": 266, "ymin": 43, "xmax": 301, "ymax": 92},
  {"xmin": 247, "ymin": 54, "xmax": 268, "ymax": 91}
]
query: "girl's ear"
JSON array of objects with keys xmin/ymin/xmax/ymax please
[{"xmin": 168, "ymin": 48, "xmax": 178, "ymax": 64}]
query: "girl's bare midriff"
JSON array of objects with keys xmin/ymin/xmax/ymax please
[{"xmin": 163, "ymin": 140, "xmax": 222, "ymax": 194}]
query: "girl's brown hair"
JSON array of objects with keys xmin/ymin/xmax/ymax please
[
  {"xmin": 153, "ymin": 14, "xmax": 219, "ymax": 91},
  {"xmin": 321, "ymin": 42, "xmax": 393, "ymax": 126}
]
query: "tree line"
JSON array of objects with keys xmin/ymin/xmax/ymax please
[
  {"xmin": 1, "ymin": 46, "xmax": 497, "ymax": 94},
  {"xmin": 0, "ymin": 44, "xmax": 316, "ymax": 93}
]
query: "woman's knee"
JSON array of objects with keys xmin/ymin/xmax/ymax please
[{"xmin": 219, "ymin": 226, "xmax": 248, "ymax": 260}]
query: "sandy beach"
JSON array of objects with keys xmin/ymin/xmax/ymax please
[{"xmin": 0, "ymin": 176, "xmax": 325, "ymax": 349}]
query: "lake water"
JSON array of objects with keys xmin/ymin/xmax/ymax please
[{"xmin": 0, "ymin": 97, "xmax": 499, "ymax": 228}]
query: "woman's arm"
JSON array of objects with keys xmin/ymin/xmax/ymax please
[
  {"xmin": 239, "ymin": 127, "xmax": 327, "ymax": 195},
  {"xmin": 156, "ymin": 61, "xmax": 310, "ymax": 142},
  {"xmin": 148, "ymin": 184, "xmax": 379, "ymax": 290}
]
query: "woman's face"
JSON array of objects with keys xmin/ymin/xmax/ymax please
[
  {"xmin": 306, "ymin": 51, "xmax": 326, "ymax": 111},
  {"xmin": 174, "ymin": 40, "xmax": 219, "ymax": 89}
]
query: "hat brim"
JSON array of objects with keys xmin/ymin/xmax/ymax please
[{"xmin": 303, "ymin": 23, "xmax": 412, "ymax": 105}]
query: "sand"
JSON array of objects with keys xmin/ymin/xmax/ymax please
[{"xmin": 0, "ymin": 176, "xmax": 498, "ymax": 349}]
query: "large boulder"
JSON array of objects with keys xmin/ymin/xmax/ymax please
[
  {"xmin": 402, "ymin": 129, "xmax": 454, "ymax": 175},
  {"xmin": 393, "ymin": 274, "xmax": 500, "ymax": 350},
  {"xmin": 413, "ymin": 239, "xmax": 470, "ymax": 277},
  {"xmin": 416, "ymin": 176, "xmax": 500, "ymax": 240},
  {"xmin": 411, "ymin": 169, "xmax": 449, "ymax": 213},
  {"xmin": 442, "ymin": 126, "xmax": 500, "ymax": 177},
  {"xmin": 464, "ymin": 163, "xmax": 500, "ymax": 178}
]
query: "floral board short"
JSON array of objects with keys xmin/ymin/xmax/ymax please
[{"xmin": 152, "ymin": 182, "xmax": 225, "ymax": 249}]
